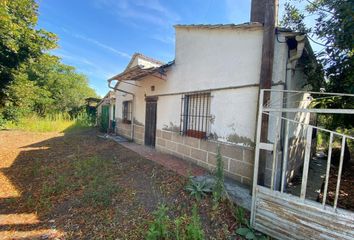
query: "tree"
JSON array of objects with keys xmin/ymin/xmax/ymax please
[
  {"xmin": 0, "ymin": 0, "xmax": 57, "ymax": 104},
  {"xmin": 281, "ymin": 0, "xmax": 354, "ymax": 129},
  {"xmin": 0, "ymin": 0, "xmax": 98, "ymax": 121}
]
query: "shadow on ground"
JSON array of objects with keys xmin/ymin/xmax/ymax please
[{"xmin": 0, "ymin": 128, "xmax": 236, "ymax": 239}]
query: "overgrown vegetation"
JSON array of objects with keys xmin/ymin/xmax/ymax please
[
  {"xmin": 146, "ymin": 204, "xmax": 204, "ymax": 240},
  {"xmin": 0, "ymin": 0, "xmax": 98, "ymax": 127},
  {"xmin": 185, "ymin": 178, "xmax": 212, "ymax": 201},
  {"xmin": 2, "ymin": 112, "xmax": 95, "ymax": 132},
  {"xmin": 213, "ymin": 145, "xmax": 225, "ymax": 204}
]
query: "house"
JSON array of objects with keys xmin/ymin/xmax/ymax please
[
  {"xmin": 96, "ymin": 91, "xmax": 116, "ymax": 132},
  {"xmin": 107, "ymin": 1, "xmax": 314, "ymax": 187}
]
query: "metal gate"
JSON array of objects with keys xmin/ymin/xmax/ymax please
[
  {"xmin": 101, "ymin": 105, "xmax": 110, "ymax": 132},
  {"xmin": 251, "ymin": 89, "xmax": 354, "ymax": 240}
]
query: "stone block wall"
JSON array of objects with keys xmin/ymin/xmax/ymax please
[
  {"xmin": 155, "ymin": 129, "xmax": 255, "ymax": 186},
  {"xmin": 116, "ymin": 119, "xmax": 145, "ymax": 144}
]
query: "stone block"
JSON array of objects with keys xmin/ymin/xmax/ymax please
[
  {"xmin": 134, "ymin": 132, "xmax": 143, "ymax": 141},
  {"xmin": 156, "ymin": 138, "xmax": 166, "ymax": 147},
  {"xmin": 220, "ymin": 144, "xmax": 243, "ymax": 160},
  {"xmin": 184, "ymin": 136, "xmax": 200, "ymax": 148},
  {"xmin": 229, "ymin": 159, "xmax": 253, "ymax": 179},
  {"xmin": 134, "ymin": 125, "xmax": 144, "ymax": 134},
  {"xmin": 172, "ymin": 133, "xmax": 184, "ymax": 143},
  {"xmin": 177, "ymin": 144, "xmax": 191, "ymax": 156},
  {"xmin": 191, "ymin": 148, "xmax": 207, "ymax": 162},
  {"xmin": 243, "ymin": 149, "xmax": 255, "ymax": 164},
  {"xmin": 224, "ymin": 171, "xmax": 243, "ymax": 183},
  {"xmin": 156, "ymin": 129, "xmax": 162, "ymax": 138},
  {"xmin": 162, "ymin": 131, "xmax": 172, "ymax": 140},
  {"xmin": 199, "ymin": 140, "xmax": 217, "ymax": 153},
  {"xmin": 242, "ymin": 177, "xmax": 252, "ymax": 187},
  {"xmin": 165, "ymin": 140, "xmax": 177, "ymax": 152},
  {"xmin": 207, "ymin": 153, "xmax": 228, "ymax": 170}
]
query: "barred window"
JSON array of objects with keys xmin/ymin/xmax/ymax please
[
  {"xmin": 122, "ymin": 101, "xmax": 132, "ymax": 124},
  {"xmin": 180, "ymin": 92, "xmax": 211, "ymax": 139}
]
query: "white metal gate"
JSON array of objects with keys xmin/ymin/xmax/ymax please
[{"xmin": 251, "ymin": 89, "xmax": 354, "ymax": 240}]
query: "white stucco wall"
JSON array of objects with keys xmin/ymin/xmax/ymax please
[{"xmin": 115, "ymin": 26, "xmax": 265, "ymax": 144}]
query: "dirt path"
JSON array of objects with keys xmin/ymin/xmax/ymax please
[{"xmin": 0, "ymin": 129, "xmax": 237, "ymax": 239}]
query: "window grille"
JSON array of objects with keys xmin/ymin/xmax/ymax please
[
  {"xmin": 180, "ymin": 92, "xmax": 211, "ymax": 139},
  {"xmin": 122, "ymin": 101, "xmax": 132, "ymax": 124}
]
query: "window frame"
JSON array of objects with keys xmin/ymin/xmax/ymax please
[
  {"xmin": 180, "ymin": 92, "xmax": 211, "ymax": 139},
  {"xmin": 122, "ymin": 100, "xmax": 132, "ymax": 124}
]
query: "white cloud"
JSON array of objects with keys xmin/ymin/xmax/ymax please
[
  {"xmin": 93, "ymin": 0, "xmax": 180, "ymax": 27},
  {"xmin": 61, "ymin": 28, "xmax": 131, "ymax": 59},
  {"xmin": 54, "ymin": 49, "xmax": 120, "ymax": 79}
]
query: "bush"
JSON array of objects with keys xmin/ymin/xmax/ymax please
[
  {"xmin": 186, "ymin": 205, "xmax": 205, "ymax": 240},
  {"xmin": 146, "ymin": 204, "xmax": 170, "ymax": 240},
  {"xmin": 185, "ymin": 178, "xmax": 213, "ymax": 201},
  {"xmin": 146, "ymin": 204, "xmax": 205, "ymax": 240},
  {"xmin": 213, "ymin": 146, "xmax": 225, "ymax": 203}
]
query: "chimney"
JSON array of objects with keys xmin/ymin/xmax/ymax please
[{"xmin": 250, "ymin": 0, "xmax": 278, "ymax": 26}]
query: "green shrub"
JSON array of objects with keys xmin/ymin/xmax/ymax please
[
  {"xmin": 82, "ymin": 174, "xmax": 118, "ymax": 207},
  {"xmin": 185, "ymin": 178, "xmax": 212, "ymax": 201},
  {"xmin": 213, "ymin": 146, "xmax": 225, "ymax": 204},
  {"xmin": 146, "ymin": 204, "xmax": 170, "ymax": 240},
  {"xmin": 186, "ymin": 205, "xmax": 205, "ymax": 240},
  {"xmin": 234, "ymin": 206, "xmax": 246, "ymax": 226}
]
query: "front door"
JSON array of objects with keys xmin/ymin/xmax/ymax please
[{"xmin": 144, "ymin": 97, "xmax": 157, "ymax": 147}]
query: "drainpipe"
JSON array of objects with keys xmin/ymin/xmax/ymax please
[{"xmin": 108, "ymin": 79, "xmax": 135, "ymax": 141}]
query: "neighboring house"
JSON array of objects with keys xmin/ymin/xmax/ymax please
[{"xmin": 96, "ymin": 91, "xmax": 116, "ymax": 132}]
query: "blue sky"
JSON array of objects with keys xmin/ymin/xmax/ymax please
[{"xmin": 37, "ymin": 0, "xmax": 307, "ymax": 97}]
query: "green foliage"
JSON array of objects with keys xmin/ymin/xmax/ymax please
[
  {"xmin": 236, "ymin": 227, "xmax": 268, "ymax": 240},
  {"xmin": 234, "ymin": 206, "xmax": 247, "ymax": 226},
  {"xmin": 0, "ymin": 0, "xmax": 98, "ymax": 123},
  {"xmin": 213, "ymin": 146, "xmax": 225, "ymax": 203},
  {"xmin": 280, "ymin": 0, "xmax": 354, "ymax": 130},
  {"xmin": 185, "ymin": 205, "xmax": 205, "ymax": 240},
  {"xmin": 233, "ymin": 206, "xmax": 268, "ymax": 240},
  {"xmin": 73, "ymin": 156, "xmax": 119, "ymax": 207},
  {"xmin": 146, "ymin": 204, "xmax": 170, "ymax": 240},
  {"xmin": 3, "ymin": 113, "xmax": 93, "ymax": 132},
  {"xmin": 185, "ymin": 178, "xmax": 212, "ymax": 201},
  {"xmin": 82, "ymin": 174, "xmax": 118, "ymax": 207},
  {"xmin": 146, "ymin": 204, "xmax": 205, "ymax": 240},
  {"xmin": 0, "ymin": 0, "xmax": 57, "ymax": 97}
]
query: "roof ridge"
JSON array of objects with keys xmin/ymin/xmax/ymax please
[
  {"xmin": 174, "ymin": 22, "xmax": 263, "ymax": 29},
  {"xmin": 132, "ymin": 52, "xmax": 165, "ymax": 65}
]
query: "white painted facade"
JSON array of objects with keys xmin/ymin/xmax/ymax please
[{"xmin": 110, "ymin": 24, "xmax": 312, "ymax": 185}]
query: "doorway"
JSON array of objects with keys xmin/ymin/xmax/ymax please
[{"xmin": 144, "ymin": 97, "xmax": 157, "ymax": 147}]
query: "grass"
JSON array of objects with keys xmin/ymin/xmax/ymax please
[{"xmin": 3, "ymin": 113, "xmax": 93, "ymax": 132}]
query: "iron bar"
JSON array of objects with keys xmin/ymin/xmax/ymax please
[
  {"xmin": 251, "ymin": 90, "xmax": 264, "ymax": 226},
  {"xmin": 263, "ymin": 107, "xmax": 354, "ymax": 114},
  {"xmin": 280, "ymin": 120, "xmax": 290, "ymax": 193},
  {"xmin": 262, "ymin": 89, "xmax": 354, "ymax": 97},
  {"xmin": 322, "ymin": 132, "xmax": 333, "ymax": 208},
  {"xmin": 271, "ymin": 117, "xmax": 280, "ymax": 190},
  {"xmin": 300, "ymin": 125, "xmax": 313, "ymax": 200},
  {"xmin": 263, "ymin": 112, "xmax": 354, "ymax": 141},
  {"xmin": 334, "ymin": 136, "xmax": 346, "ymax": 210}
]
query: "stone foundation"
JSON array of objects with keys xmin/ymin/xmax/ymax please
[
  {"xmin": 116, "ymin": 120, "xmax": 145, "ymax": 144},
  {"xmin": 156, "ymin": 129, "xmax": 254, "ymax": 186}
]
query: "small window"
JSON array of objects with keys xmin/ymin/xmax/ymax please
[
  {"xmin": 122, "ymin": 101, "xmax": 132, "ymax": 124},
  {"xmin": 180, "ymin": 92, "xmax": 211, "ymax": 139}
]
